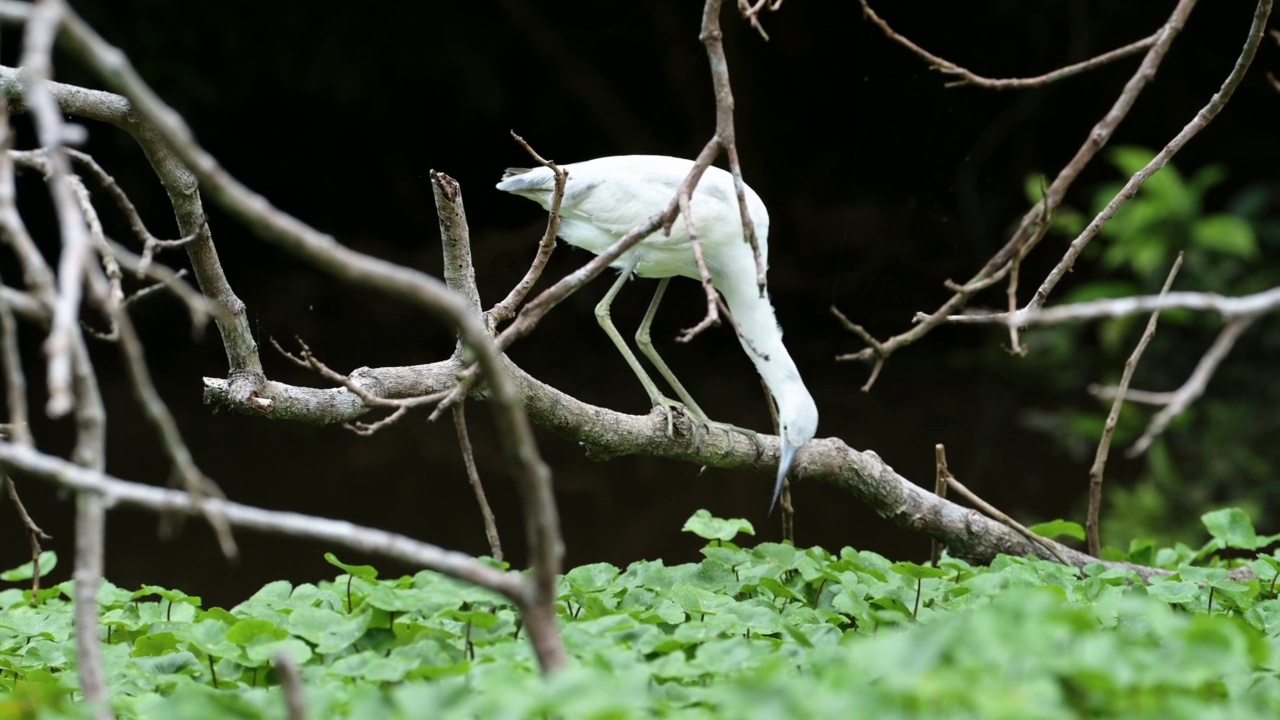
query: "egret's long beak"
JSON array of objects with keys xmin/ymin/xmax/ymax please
[{"xmin": 769, "ymin": 441, "xmax": 800, "ymax": 515}]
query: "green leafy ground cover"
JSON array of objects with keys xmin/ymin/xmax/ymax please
[{"xmin": 3, "ymin": 509, "xmax": 1280, "ymax": 719}]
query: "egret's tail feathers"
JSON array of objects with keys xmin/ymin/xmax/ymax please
[{"xmin": 496, "ymin": 166, "xmax": 553, "ymax": 193}]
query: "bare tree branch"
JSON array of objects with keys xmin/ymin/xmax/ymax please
[
  {"xmin": 274, "ymin": 652, "xmax": 307, "ymax": 720},
  {"xmin": 1027, "ymin": 0, "xmax": 1273, "ymax": 311},
  {"xmin": 65, "ymin": 147, "xmax": 199, "ymax": 276},
  {"xmin": 69, "ymin": 315, "xmax": 112, "ymax": 720},
  {"xmin": 0, "ymin": 9, "xmax": 566, "ymax": 667},
  {"xmin": 860, "ymin": 0, "xmax": 1160, "ymax": 90},
  {"xmin": 1126, "ymin": 315, "xmax": 1257, "ymax": 457},
  {"xmin": 485, "ymin": 134, "xmax": 565, "ymax": 331},
  {"xmin": 935, "ymin": 444, "xmax": 1069, "ymax": 566},
  {"xmin": 2, "ymin": 472, "xmax": 51, "ymax": 592},
  {"xmin": 0, "ymin": 51, "xmax": 263, "ymax": 399},
  {"xmin": 17, "ymin": 0, "xmax": 95, "ymax": 419},
  {"xmin": 204, "ymin": 349, "xmax": 1260, "ymax": 583},
  {"xmin": 701, "ymin": 0, "xmax": 766, "ymax": 295},
  {"xmin": 0, "ymin": 269, "xmax": 29, "ymax": 446},
  {"xmin": 0, "ymin": 441, "xmax": 531, "ymax": 600},
  {"xmin": 1086, "ymin": 254, "xmax": 1182, "ymax": 556},
  {"xmin": 837, "ymin": 0, "xmax": 1199, "ymax": 387},
  {"xmin": 737, "ymin": 0, "xmax": 783, "ymax": 41},
  {"xmin": 454, "ymin": 403, "xmax": 504, "ymax": 562},
  {"xmin": 432, "ymin": 170, "xmax": 483, "ymax": 323},
  {"xmin": 947, "ymin": 286, "xmax": 1280, "ymax": 326}
]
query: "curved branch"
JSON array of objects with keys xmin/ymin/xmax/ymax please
[
  {"xmin": 860, "ymin": 0, "xmax": 1160, "ymax": 90},
  {"xmin": 203, "ymin": 353, "xmax": 1245, "ymax": 582},
  {"xmin": 0, "ymin": 66, "xmax": 262, "ymax": 396},
  {"xmin": 0, "ymin": 442, "xmax": 527, "ymax": 603}
]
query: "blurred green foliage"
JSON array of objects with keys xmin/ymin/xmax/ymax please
[
  {"xmin": 6, "ymin": 510, "xmax": 1280, "ymax": 719},
  {"xmin": 1013, "ymin": 147, "xmax": 1280, "ymax": 547}
]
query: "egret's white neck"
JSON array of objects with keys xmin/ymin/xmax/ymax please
[{"xmin": 714, "ymin": 267, "xmax": 815, "ymax": 434}]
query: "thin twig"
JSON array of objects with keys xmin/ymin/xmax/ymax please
[
  {"xmin": 1086, "ymin": 253, "xmax": 1182, "ymax": 556},
  {"xmin": 11, "ymin": 150, "xmax": 128, "ymax": 339},
  {"xmin": 1027, "ymin": 0, "xmax": 1272, "ymax": 312},
  {"xmin": 1127, "ymin": 314, "xmax": 1257, "ymax": 457},
  {"xmin": 942, "ymin": 263, "xmax": 1011, "ymax": 294},
  {"xmin": 836, "ymin": 0, "xmax": 1200, "ymax": 388},
  {"xmin": 274, "ymin": 652, "xmax": 307, "ymax": 720},
  {"xmin": 1006, "ymin": 248, "xmax": 1024, "ymax": 355},
  {"xmin": 453, "ymin": 403, "xmax": 504, "ymax": 562},
  {"xmin": 65, "ymin": 147, "xmax": 198, "ymax": 275},
  {"xmin": 0, "ymin": 441, "xmax": 531, "ymax": 599},
  {"xmin": 69, "ymin": 316, "xmax": 112, "ymax": 720},
  {"xmin": 860, "ymin": 0, "xmax": 1160, "ymax": 90},
  {"xmin": 930, "ymin": 444, "xmax": 948, "ymax": 565},
  {"xmin": 112, "ymin": 301, "xmax": 237, "ymax": 558},
  {"xmin": 830, "ymin": 305, "xmax": 884, "ymax": 392},
  {"xmin": 121, "ymin": 267, "xmax": 191, "ymax": 309},
  {"xmin": 702, "ymin": 0, "xmax": 767, "ymax": 294},
  {"xmin": 18, "ymin": 0, "xmax": 96, "ymax": 420},
  {"xmin": 485, "ymin": 134, "xmax": 566, "ymax": 330},
  {"xmin": 949, "ymin": 286, "xmax": 1280, "ymax": 326},
  {"xmin": 105, "ymin": 239, "xmax": 211, "ymax": 332},
  {"xmin": 269, "ymin": 337, "xmax": 446, "ymax": 435},
  {"xmin": 761, "ymin": 377, "xmax": 792, "ymax": 542},
  {"xmin": 736, "ymin": 0, "xmax": 782, "ymax": 41},
  {"xmin": 0, "ymin": 271, "xmax": 30, "ymax": 446},
  {"xmin": 1087, "ymin": 386, "xmax": 1177, "ymax": 406},
  {"xmin": 3, "ymin": 473, "xmax": 51, "ymax": 595},
  {"xmin": 675, "ymin": 191, "xmax": 721, "ymax": 342},
  {"xmin": 939, "ymin": 454, "xmax": 1071, "ymax": 565}
]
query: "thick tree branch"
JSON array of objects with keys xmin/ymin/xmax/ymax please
[{"xmin": 203, "ymin": 352, "xmax": 1255, "ymax": 582}]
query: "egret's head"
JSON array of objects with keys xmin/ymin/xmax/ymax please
[{"xmin": 770, "ymin": 385, "xmax": 818, "ymax": 513}]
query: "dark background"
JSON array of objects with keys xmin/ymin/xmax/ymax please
[{"xmin": 1, "ymin": 1, "xmax": 1277, "ymax": 605}]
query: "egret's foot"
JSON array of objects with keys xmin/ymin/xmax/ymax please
[
  {"xmin": 649, "ymin": 395, "xmax": 688, "ymax": 437},
  {"xmin": 689, "ymin": 417, "xmax": 763, "ymax": 457}
]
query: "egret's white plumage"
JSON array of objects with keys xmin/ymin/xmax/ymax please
[{"xmin": 497, "ymin": 155, "xmax": 818, "ymax": 511}]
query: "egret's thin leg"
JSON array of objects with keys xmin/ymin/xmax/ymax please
[
  {"xmin": 636, "ymin": 280, "xmax": 765, "ymax": 456},
  {"xmin": 594, "ymin": 256, "xmax": 680, "ymax": 435},
  {"xmin": 635, "ymin": 278, "xmax": 709, "ymax": 420}
]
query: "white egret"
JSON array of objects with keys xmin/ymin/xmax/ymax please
[{"xmin": 497, "ymin": 155, "xmax": 817, "ymax": 511}]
